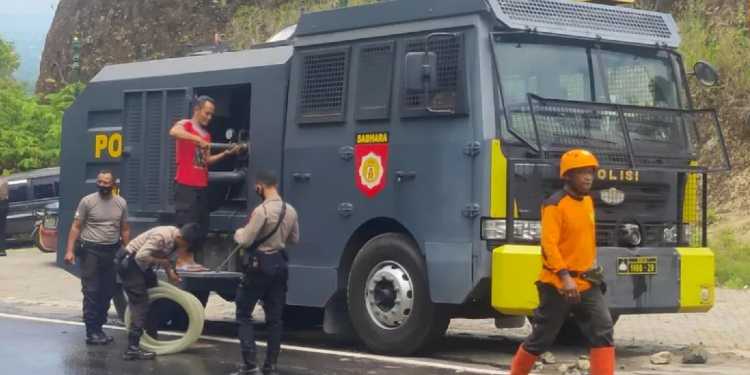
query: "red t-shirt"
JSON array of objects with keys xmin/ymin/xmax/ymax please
[{"xmin": 175, "ymin": 121, "xmax": 211, "ymax": 188}]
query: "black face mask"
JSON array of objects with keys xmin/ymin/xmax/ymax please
[
  {"xmin": 255, "ymin": 186, "xmax": 265, "ymax": 200},
  {"xmin": 98, "ymin": 185, "xmax": 113, "ymax": 196}
]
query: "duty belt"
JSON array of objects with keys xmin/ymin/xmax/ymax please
[{"xmin": 80, "ymin": 240, "xmax": 120, "ymax": 250}]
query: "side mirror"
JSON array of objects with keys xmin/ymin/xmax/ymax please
[
  {"xmin": 405, "ymin": 52, "xmax": 437, "ymax": 92},
  {"xmin": 693, "ymin": 61, "xmax": 719, "ymax": 87},
  {"xmin": 225, "ymin": 128, "xmax": 235, "ymax": 141}
]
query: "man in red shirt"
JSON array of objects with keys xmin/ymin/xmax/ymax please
[{"xmin": 169, "ymin": 96, "xmax": 239, "ymax": 269}]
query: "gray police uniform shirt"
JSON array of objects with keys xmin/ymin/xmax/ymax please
[
  {"xmin": 75, "ymin": 192, "xmax": 128, "ymax": 245},
  {"xmin": 0, "ymin": 177, "xmax": 7, "ymax": 201},
  {"xmin": 234, "ymin": 198, "xmax": 299, "ymax": 253},
  {"xmin": 126, "ymin": 226, "xmax": 180, "ymax": 271}
]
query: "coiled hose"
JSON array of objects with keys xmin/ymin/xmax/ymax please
[{"xmin": 124, "ymin": 281, "xmax": 206, "ymax": 355}]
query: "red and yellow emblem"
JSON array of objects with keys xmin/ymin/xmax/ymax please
[{"xmin": 355, "ymin": 132, "xmax": 389, "ymax": 198}]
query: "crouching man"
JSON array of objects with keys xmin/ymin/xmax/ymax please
[{"xmin": 115, "ymin": 223, "xmax": 201, "ymax": 360}]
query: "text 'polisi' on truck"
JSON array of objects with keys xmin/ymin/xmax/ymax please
[{"xmin": 57, "ymin": 0, "xmax": 731, "ymax": 355}]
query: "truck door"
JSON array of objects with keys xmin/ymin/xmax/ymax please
[{"xmin": 121, "ymin": 88, "xmax": 192, "ymax": 230}]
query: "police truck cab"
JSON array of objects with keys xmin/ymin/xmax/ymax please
[{"xmin": 57, "ymin": 0, "xmax": 730, "ymax": 355}]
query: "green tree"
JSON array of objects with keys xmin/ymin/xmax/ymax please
[
  {"xmin": 0, "ymin": 37, "xmax": 19, "ymax": 81},
  {"xmin": 0, "ymin": 36, "xmax": 80, "ymax": 175}
]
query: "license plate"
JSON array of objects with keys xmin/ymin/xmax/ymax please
[{"xmin": 616, "ymin": 256, "xmax": 657, "ymax": 275}]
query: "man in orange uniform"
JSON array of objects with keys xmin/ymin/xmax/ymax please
[{"xmin": 510, "ymin": 149, "xmax": 615, "ymax": 375}]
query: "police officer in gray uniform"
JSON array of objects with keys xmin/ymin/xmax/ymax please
[
  {"xmin": 116, "ymin": 223, "xmax": 200, "ymax": 360},
  {"xmin": 64, "ymin": 170, "xmax": 130, "ymax": 345},
  {"xmin": 0, "ymin": 175, "xmax": 8, "ymax": 257},
  {"xmin": 233, "ymin": 170, "xmax": 299, "ymax": 375}
]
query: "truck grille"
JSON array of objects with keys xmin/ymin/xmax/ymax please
[{"xmin": 596, "ymin": 222, "xmax": 669, "ymax": 247}]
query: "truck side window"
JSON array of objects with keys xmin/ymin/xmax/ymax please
[
  {"xmin": 355, "ymin": 41, "xmax": 395, "ymax": 121},
  {"xmin": 9, "ymin": 185, "xmax": 28, "ymax": 203},
  {"xmin": 297, "ymin": 47, "xmax": 351, "ymax": 124},
  {"xmin": 33, "ymin": 183, "xmax": 56, "ymax": 199},
  {"xmin": 401, "ymin": 32, "xmax": 468, "ymax": 117}
]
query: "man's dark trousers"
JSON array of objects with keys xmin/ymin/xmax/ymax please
[
  {"xmin": 0, "ymin": 199, "xmax": 8, "ymax": 254},
  {"xmin": 523, "ymin": 282, "xmax": 614, "ymax": 355},
  {"xmin": 78, "ymin": 242, "xmax": 119, "ymax": 335},
  {"xmin": 117, "ymin": 255, "xmax": 154, "ymax": 344},
  {"xmin": 235, "ymin": 269, "xmax": 287, "ymax": 367},
  {"xmin": 174, "ymin": 183, "xmax": 209, "ymax": 241}
]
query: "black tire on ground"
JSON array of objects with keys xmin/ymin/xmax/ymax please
[
  {"xmin": 347, "ymin": 233, "xmax": 449, "ymax": 356},
  {"xmin": 146, "ymin": 290, "xmax": 209, "ymax": 332}
]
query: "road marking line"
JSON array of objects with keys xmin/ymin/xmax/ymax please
[{"xmin": 0, "ymin": 312, "xmax": 512, "ymax": 374}]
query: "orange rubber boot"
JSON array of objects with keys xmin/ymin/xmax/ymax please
[
  {"xmin": 590, "ymin": 346, "xmax": 615, "ymax": 375},
  {"xmin": 510, "ymin": 345, "xmax": 537, "ymax": 375}
]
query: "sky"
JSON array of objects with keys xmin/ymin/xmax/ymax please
[
  {"xmin": 0, "ymin": 0, "xmax": 59, "ymax": 84},
  {"xmin": 0, "ymin": 0, "xmax": 59, "ymax": 16}
]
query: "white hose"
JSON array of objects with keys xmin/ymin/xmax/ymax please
[{"xmin": 124, "ymin": 281, "xmax": 205, "ymax": 355}]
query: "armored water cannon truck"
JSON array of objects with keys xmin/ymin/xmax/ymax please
[{"xmin": 57, "ymin": 0, "xmax": 730, "ymax": 355}]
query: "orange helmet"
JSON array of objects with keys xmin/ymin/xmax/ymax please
[{"xmin": 559, "ymin": 149, "xmax": 599, "ymax": 177}]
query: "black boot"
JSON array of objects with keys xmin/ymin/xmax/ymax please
[
  {"xmin": 232, "ymin": 350, "xmax": 261, "ymax": 374},
  {"xmin": 86, "ymin": 332, "xmax": 109, "ymax": 345},
  {"xmin": 262, "ymin": 363, "xmax": 279, "ymax": 375},
  {"xmin": 262, "ymin": 349, "xmax": 279, "ymax": 375},
  {"xmin": 123, "ymin": 329, "xmax": 155, "ymax": 360},
  {"xmin": 123, "ymin": 345, "xmax": 156, "ymax": 361},
  {"xmin": 98, "ymin": 331, "xmax": 115, "ymax": 344},
  {"xmin": 230, "ymin": 364, "xmax": 262, "ymax": 375}
]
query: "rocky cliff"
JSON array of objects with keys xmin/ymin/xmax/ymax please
[
  {"xmin": 36, "ymin": 0, "xmax": 376, "ymax": 94},
  {"xmin": 38, "ymin": 0, "xmax": 232, "ymax": 93}
]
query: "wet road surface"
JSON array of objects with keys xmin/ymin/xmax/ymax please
[{"xmin": 0, "ymin": 315, "xmax": 505, "ymax": 375}]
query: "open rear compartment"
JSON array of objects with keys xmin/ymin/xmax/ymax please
[
  {"xmin": 188, "ymin": 84, "xmax": 253, "ymax": 272},
  {"xmin": 195, "ymin": 84, "xmax": 252, "ymax": 218}
]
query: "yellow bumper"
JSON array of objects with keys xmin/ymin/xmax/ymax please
[
  {"xmin": 491, "ymin": 245, "xmax": 542, "ymax": 315},
  {"xmin": 490, "ymin": 245, "xmax": 715, "ymax": 315},
  {"xmin": 675, "ymin": 247, "xmax": 715, "ymax": 312}
]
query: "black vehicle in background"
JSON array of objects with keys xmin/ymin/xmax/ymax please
[{"xmin": 5, "ymin": 167, "xmax": 60, "ymax": 243}]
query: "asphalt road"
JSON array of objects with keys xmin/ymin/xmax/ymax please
[{"xmin": 0, "ymin": 315, "xmax": 505, "ymax": 375}]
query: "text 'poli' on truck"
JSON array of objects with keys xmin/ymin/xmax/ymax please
[{"xmin": 57, "ymin": 0, "xmax": 731, "ymax": 355}]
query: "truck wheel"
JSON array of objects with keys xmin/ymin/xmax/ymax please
[{"xmin": 347, "ymin": 233, "xmax": 449, "ymax": 355}]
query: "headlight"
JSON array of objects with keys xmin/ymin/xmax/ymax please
[
  {"xmin": 663, "ymin": 225, "xmax": 678, "ymax": 243},
  {"xmin": 481, "ymin": 219, "xmax": 506, "ymax": 240},
  {"xmin": 619, "ymin": 223, "xmax": 642, "ymax": 247},
  {"xmin": 513, "ymin": 220, "xmax": 541, "ymax": 242}
]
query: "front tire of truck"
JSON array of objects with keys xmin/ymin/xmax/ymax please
[{"xmin": 347, "ymin": 233, "xmax": 449, "ymax": 355}]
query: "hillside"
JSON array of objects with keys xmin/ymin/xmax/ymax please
[{"xmin": 36, "ymin": 0, "xmax": 375, "ymax": 93}]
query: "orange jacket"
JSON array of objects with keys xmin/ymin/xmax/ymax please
[{"xmin": 538, "ymin": 190, "xmax": 597, "ymax": 292}]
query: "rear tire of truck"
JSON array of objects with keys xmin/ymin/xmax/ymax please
[{"xmin": 347, "ymin": 233, "xmax": 449, "ymax": 356}]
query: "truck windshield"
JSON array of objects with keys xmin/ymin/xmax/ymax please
[
  {"xmin": 493, "ymin": 38, "xmax": 696, "ymax": 160},
  {"xmin": 495, "ymin": 42, "xmax": 681, "ymax": 108}
]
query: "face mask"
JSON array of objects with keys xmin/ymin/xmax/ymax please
[
  {"xmin": 98, "ymin": 185, "xmax": 113, "ymax": 196},
  {"xmin": 255, "ymin": 186, "xmax": 265, "ymax": 200}
]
